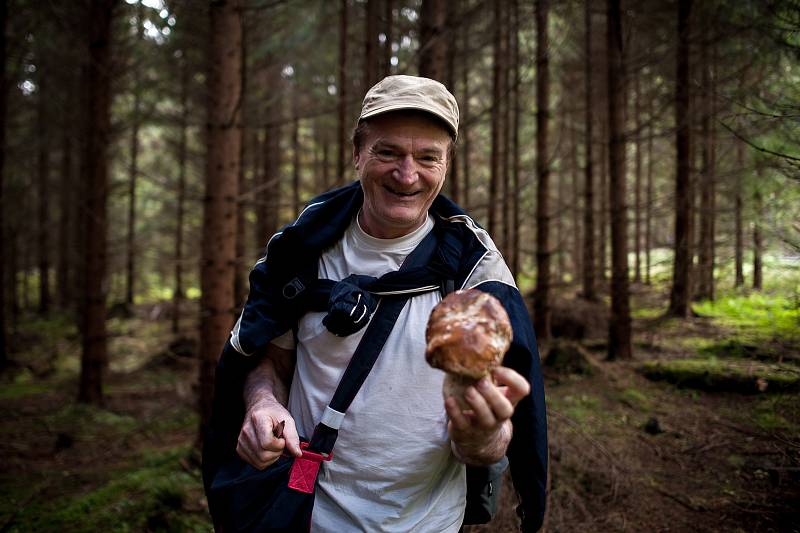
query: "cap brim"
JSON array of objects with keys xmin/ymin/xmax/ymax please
[{"xmin": 359, "ymin": 102, "xmax": 458, "ymax": 138}]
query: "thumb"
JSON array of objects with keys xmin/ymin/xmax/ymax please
[{"xmin": 283, "ymin": 420, "xmax": 303, "ymax": 457}]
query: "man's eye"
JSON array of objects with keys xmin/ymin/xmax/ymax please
[{"xmin": 377, "ymin": 150, "xmax": 395, "ymax": 157}]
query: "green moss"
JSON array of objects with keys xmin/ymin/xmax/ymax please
[
  {"xmin": 693, "ymin": 292, "xmax": 800, "ymax": 342},
  {"xmin": 561, "ymin": 394, "xmax": 601, "ymax": 423},
  {"xmin": 751, "ymin": 394, "xmax": 799, "ymax": 432},
  {"xmin": 639, "ymin": 358, "xmax": 800, "ymax": 393},
  {"xmin": 7, "ymin": 447, "xmax": 209, "ymax": 532},
  {"xmin": 753, "ymin": 410, "xmax": 791, "ymax": 430},
  {"xmin": 43, "ymin": 404, "xmax": 138, "ymax": 439},
  {"xmin": 727, "ymin": 454, "xmax": 746, "ymax": 468},
  {"xmin": 631, "ymin": 307, "xmax": 662, "ymax": 320},
  {"xmin": 0, "ymin": 373, "xmax": 51, "ymax": 400},
  {"xmin": 619, "ymin": 387, "xmax": 651, "ymax": 410}
]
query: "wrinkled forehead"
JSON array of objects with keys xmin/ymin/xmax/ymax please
[{"xmin": 358, "ymin": 110, "xmax": 454, "ymax": 144}]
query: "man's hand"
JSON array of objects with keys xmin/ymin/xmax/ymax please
[
  {"xmin": 238, "ymin": 344, "xmax": 300, "ymax": 469},
  {"xmin": 445, "ymin": 366, "xmax": 530, "ymax": 465},
  {"xmin": 237, "ymin": 398, "xmax": 302, "ymax": 469}
]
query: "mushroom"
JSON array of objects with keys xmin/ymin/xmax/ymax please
[{"xmin": 425, "ymin": 289, "xmax": 513, "ymax": 410}]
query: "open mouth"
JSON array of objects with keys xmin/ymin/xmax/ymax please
[{"xmin": 383, "ymin": 185, "xmax": 421, "ymax": 198}]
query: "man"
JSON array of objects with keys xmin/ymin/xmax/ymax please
[{"xmin": 203, "ymin": 76, "xmax": 547, "ymax": 532}]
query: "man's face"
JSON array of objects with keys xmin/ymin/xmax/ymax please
[{"xmin": 354, "ymin": 113, "xmax": 450, "ymax": 239}]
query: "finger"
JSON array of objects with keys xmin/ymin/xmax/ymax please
[
  {"xmin": 463, "ymin": 384, "xmax": 498, "ymax": 429},
  {"xmin": 237, "ymin": 425, "xmax": 260, "ymax": 462},
  {"xmin": 251, "ymin": 413, "xmax": 283, "ymax": 453},
  {"xmin": 492, "ymin": 367, "xmax": 531, "ymax": 406},
  {"xmin": 282, "ymin": 419, "xmax": 303, "ymax": 457},
  {"xmin": 475, "ymin": 377, "xmax": 514, "ymax": 422},
  {"xmin": 238, "ymin": 424, "xmax": 281, "ymax": 469},
  {"xmin": 237, "ymin": 440, "xmax": 272, "ymax": 469},
  {"xmin": 445, "ymin": 395, "xmax": 470, "ymax": 432}
]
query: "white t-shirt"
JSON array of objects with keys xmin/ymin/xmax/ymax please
[{"xmin": 273, "ymin": 213, "xmax": 466, "ymax": 532}]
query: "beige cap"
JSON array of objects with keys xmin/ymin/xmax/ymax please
[{"xmin": 359, "ymin": 75, "xmax": 459, "ymax": 139}]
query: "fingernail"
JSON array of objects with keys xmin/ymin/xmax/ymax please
[
  {"xmin": 466, "ymin": 386, "xmax": 478, "ymax": 399},
  {"xmin": 477, "ymin": 378, "xmax": 490, "ymax": 391}
]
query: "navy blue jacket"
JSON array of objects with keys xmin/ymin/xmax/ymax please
[{"xmin": 202, "ymin": 182, "xmax": 548, "ymax": 532}]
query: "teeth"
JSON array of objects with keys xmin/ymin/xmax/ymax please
[{"xmin": 384, "ymin": 185, "xmax": 418, "ymax": 197}]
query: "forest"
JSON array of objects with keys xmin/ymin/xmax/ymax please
[{"xmin": 1, "ymin": 0, "xmax": 798, "ymax": 531}]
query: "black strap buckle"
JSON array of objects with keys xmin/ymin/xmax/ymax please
[{"xmin": 282, "ymin": 277, "xmax": 306, "ymax": 299}]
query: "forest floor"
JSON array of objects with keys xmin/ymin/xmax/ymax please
[{"xmin": 1, "ymin": 280, "xmax": 799, "ymax": 532}]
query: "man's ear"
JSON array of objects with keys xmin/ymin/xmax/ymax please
[{"xmin": 352, "ymin": 145, "xmax": 360, "ymax": 170}]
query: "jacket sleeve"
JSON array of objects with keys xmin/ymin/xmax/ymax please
[
  {"xmin": 476, "ymin": 280, "xmax": 548, "ymax": 533},
  {"xmin": 202, "ymin": 245, "xmax": 299, "ymax": 517}
]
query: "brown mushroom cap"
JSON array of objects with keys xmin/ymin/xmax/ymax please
[{"xmin": 425, "ymin": 289, "xmax": 512, "ymax": 379}]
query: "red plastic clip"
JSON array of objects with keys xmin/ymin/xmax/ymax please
[{"xmin": 287, "ymin": 442, "xmax": 333, "ymax": 494}]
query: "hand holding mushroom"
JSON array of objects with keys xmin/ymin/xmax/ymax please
[{"xmin": 426, "ymin": 289, "xmax": 531, "ymax": 464}]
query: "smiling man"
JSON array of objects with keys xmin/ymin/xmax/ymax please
[{"xmin": 203, "ymin": 76, "xmax": 548, "ymax": 532}]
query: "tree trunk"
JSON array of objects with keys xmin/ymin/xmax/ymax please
[
  {"xmin": 734, "ymin": 141, "xmax": 744, "ymax": 288},
  {"xmin": 569, "ymin": 100, "xmax": 582, "ymax": 282},
  {"xmin": 633, "ymin": 71, "xmax": 642, "ymax": 284},
  {"xmin": 606, "ymin": 0, "xmax": 631, "ymax": 360},
  {"xmin": 533, "ymin": 0, "xmax": 551, "ymax": 341},
  {"xmin": 645, "ymin": 83, "xmax": 654, "ymax": 285},
  {"xmin": 382, "ymin": 0, "xmax": 393, "ymax": 77},
  {"xmin": 125, "ymin": 2, "xmax": 144, "ymax": 307},
  {"xmin": 752, "ymin": 189, "xmax": 762, "ymax": 290},
  {"xmin": 695, "ymin": 38, "xmax": 716, "ymax": 301},
  {"xmin": 501, "ymin": 1, "xmax": 512, "ymax": 264},
  {"xmin": 667, "ymin": 0, "xmax": 693, "ymax": 318},
  {"xmin": 37, "ymin": 49, "xmax": 51, "ymax": 315},
  {"xmin": 0, "ymin": 0, "xmax": 6, "ymax": 365},
  {"xmin": 555, "ymin": 104, "xmax": 566, "ymax": 280},
  {"xmin": 445, "ymin": 0, "xmax": 459, "ymax": 205},
  {"xmin": 58, "ymin": 119, "xmax": 73, "ymax": 309},
  {"xmin": 582, "ymin": 0, "xmax": 596, "ymax": 301},
  {"xmin": 292, "ymin": 91, "xmax": 301, "ymax": 217},
  {"xmin": 260, "ymin": 111, "xmax": 281, "ymax": 243},
  {"xmin": 198, "ymin": 0, "xmax": 242, "ymax": 446},
  {"xmin": 418, "ymin": 0, "xmax": 447, "ymax": 80},
  {"xmin": 10, "ymin": 223, "xmax": 19, "ymax": 333},
  {"xmin": 256, "ymin": 67, "xmax": 282, "ymax": 249},
  {"xmin": 234, "ymin": 20, "xmax": 249, "ymax": 310},
  {"xmin": 364, "ymin": 0, "xmax": 380, "ymax": 89},
  {"xmin": 511, "ymin": 0, "xmax": 521, "ymax": 278},
  {"xmin": 23, "ymin": 218, "xmax": 31, "ymax": 311},
  {"xmin": 336, "ymin": 0, "xmax": 348, "ymax": 186},
  {"xmin": 172, "ymin": 52, "xmax": 189, "ymax": 335},
  {"xmin": 79, "ymin": 0, "xmax": 116, "ymax": 405},
  {"xmin": 599, "ymin": 119, "xmax": 608, "ymax": 281},
  {"xmin": 488, "ymin": 0, "xmax": 502, "ymax": 237},
  {"xmin": 461, "ymin": 13, "xmax": 471, "ymax": 212},
  {"xmin": 322, "ymin": 130, "xmax": 330, "ymax": 191}
]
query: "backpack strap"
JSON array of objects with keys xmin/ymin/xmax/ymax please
[{"xmin": 307, "ymin": 228, "xmax": 439, "ymax": 455}]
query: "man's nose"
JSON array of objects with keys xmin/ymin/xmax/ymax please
[{"xmin": 393, "ymin": 155, "xmax": 418, "ymax": 183}]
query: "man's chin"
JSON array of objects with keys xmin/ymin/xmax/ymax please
[{"xmin": 373, "ymin": 210, "xmax": 426, "ymax": 235}]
